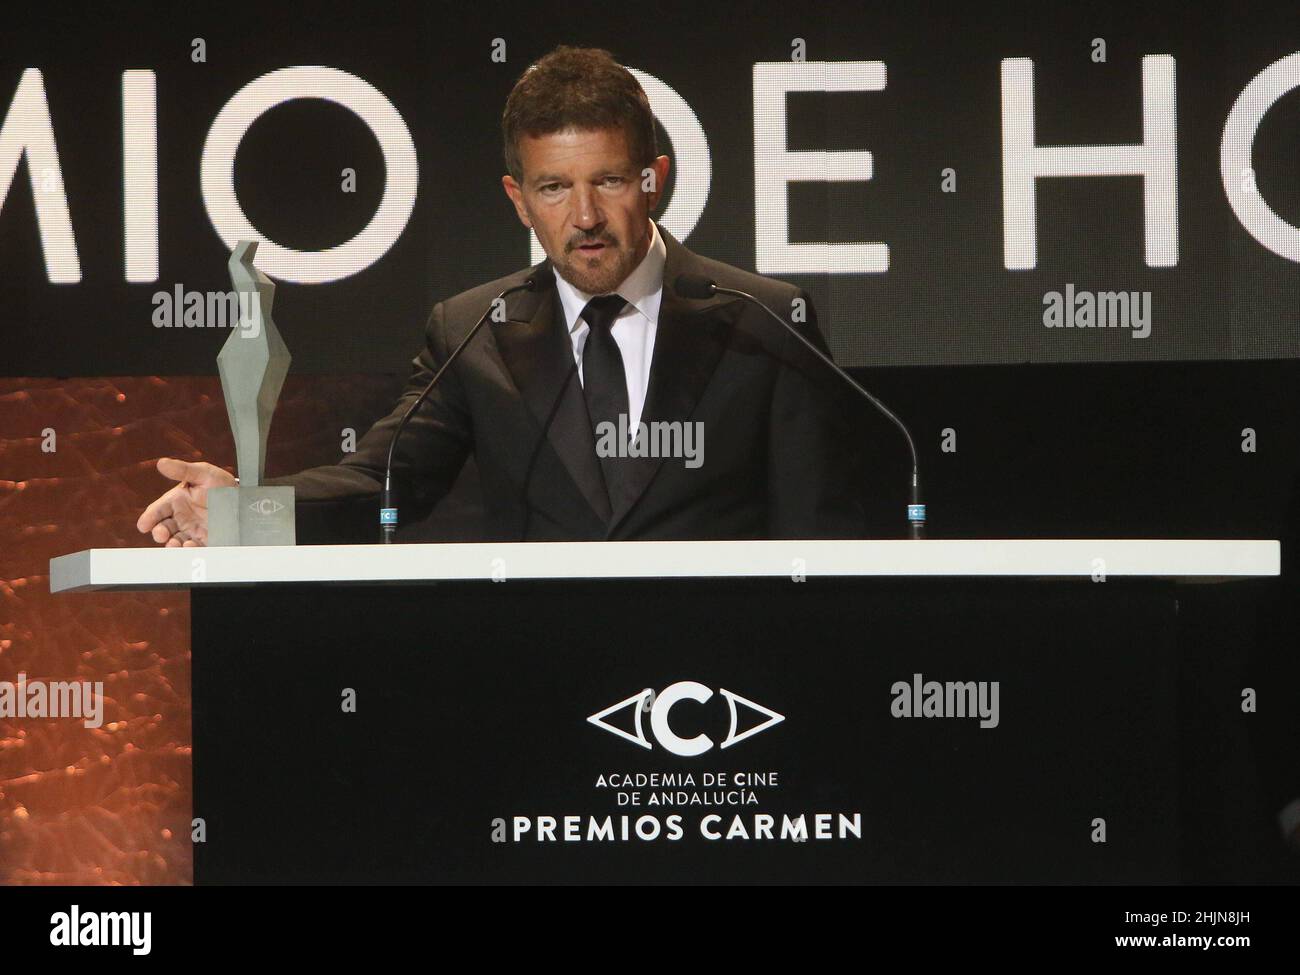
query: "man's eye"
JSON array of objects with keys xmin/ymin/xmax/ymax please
[
  {"xmin": 602, "ymin": 176, "xmax": 625, "ymax": 186},
  {"xmin": 540, "ymin": 184, "xmax": 562, "ymax": 193}
]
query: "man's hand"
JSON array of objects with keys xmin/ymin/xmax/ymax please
[{"xmin": 136, "ymin": 457, "xmax": 236, "ymax": 547}]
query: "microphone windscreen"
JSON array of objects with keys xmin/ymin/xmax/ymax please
[{"xmin": 674, "ymin": 273, "xmax": 717, "ymax": 299}]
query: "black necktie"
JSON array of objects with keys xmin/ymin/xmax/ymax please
[{"xmin": 580, "ymin": 294, "xmax": 631, "ymax": 511}]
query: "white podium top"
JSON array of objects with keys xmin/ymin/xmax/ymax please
[{"xmin": 49, "ymin": 539, "xmax": 1279, "ymax": 593}]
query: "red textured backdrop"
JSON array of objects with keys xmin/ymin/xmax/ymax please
[{"xmin": 0, "ymin": 374, "xmax": 401, "ymax": 884}]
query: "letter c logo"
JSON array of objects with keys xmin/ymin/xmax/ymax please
[{"xmin": 650, "ymin": 680, "xmax": 714, "ymax": 756}]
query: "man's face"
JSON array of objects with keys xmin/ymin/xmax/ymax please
[{"xmin": 502, "ymin": 127, "xmax": 670, "ymax": 294}]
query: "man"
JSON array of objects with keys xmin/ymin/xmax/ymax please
[{"xmin": 137, "ymin": 46, "xmax": 866, "ymax": 546}]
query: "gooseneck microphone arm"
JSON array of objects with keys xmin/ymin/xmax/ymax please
[
  {"xmin": 674, "ymin": 273, "xmax": 926, "ymax": 539},
  {"xmin": 380, "ymin": 271, "xmax": 550, "ymax": 543}
]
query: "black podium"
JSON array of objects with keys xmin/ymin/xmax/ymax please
[
  {"xmin": 51, "ymin": 538, "xmax": 1278, "ymax": 883},
  {"xmin": 187, "ymin": 576, "xmax": 1186, "ymax": 883}
]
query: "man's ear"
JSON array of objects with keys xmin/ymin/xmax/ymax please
[
  {"xmin": 501, "ymin": 174, "xmax": 532, "ymax": 229},
  {"xmin": 646, "ymin": 155, "xmax": 671, "ymax": 211}
]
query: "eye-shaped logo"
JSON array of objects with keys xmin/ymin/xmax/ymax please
[
  {"xmin": 248, "ymin": 498, "xmax": 285, "ymax": 515},
  {"xmin": 588, "ymin": 681, "xmax": 784, "ymax": 756}
]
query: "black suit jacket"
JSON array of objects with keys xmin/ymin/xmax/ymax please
[{"xmin": 266, "ymin": 223, "xmax": 867, "ymax": 541}]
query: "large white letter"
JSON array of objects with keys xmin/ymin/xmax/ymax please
[
  {"xmin": 1221, "ymin": 52, "xmax": 1300, "ymax": 262},
  {"xmin": 1001, "ymin": 55, "xmax": 1177, "ymax": 269},
  {"xmin": 650, "ymin": 681, "xmax": 713, "ymax": 757},
  {"xmin": 753, "ymin": 61, "xmax": 888, "ymax": 274},
  {"xmin": 202, "ymin": 66, "xmax": 418, "ymax": 284},
  {"xmin": 123, "ymin": 70, "xmax": 158, "ymax": 282},
  {"xmin": 0, "ymin": 69, "xmax": 80, "ymax": 283}
]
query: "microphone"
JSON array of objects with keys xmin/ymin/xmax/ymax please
[
  {"xmin": 380, "ymin": 267, "xmax": 553, "ymax": 543},
  {"xmin": 675, "ymin": 273, "xmax": 926, "ymax": 539}
]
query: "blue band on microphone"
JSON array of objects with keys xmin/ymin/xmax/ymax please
[
  {"xmin": 380, "ymin": 508, "xmax": 398, "ymax": 526},
  {"xmin": 907, "ymin": 504, "xmax": 926, "ymax": 523}
]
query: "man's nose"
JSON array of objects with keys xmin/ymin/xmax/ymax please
[{"xmin": 571, "ymin": 185, "xmax": 604, "ymax": 230}]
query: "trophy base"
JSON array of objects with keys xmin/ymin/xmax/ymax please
[{"xmin": 207, "ymin": 486, "xmax": 296, "ymax": 547}]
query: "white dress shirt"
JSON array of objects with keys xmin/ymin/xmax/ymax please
[{"xmin": 554, "ymin": 219, "xmax": 666, "ymax": 437}]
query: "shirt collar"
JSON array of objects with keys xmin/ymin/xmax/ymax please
[{"xmin": 555, "ymin": 219, "xmax": 666, "ymax": 333}]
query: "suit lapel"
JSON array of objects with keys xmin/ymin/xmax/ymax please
[
  {"xmin": 491, "ymin": 224, "xmax": 740, "ymax": 534},
  {"xmin": 492, "ymin": 274, "xmax": 613, "ymax": 524},
  {"xmin": 605, "ymin": 226, "xmax": 740, "ymax": 533}
]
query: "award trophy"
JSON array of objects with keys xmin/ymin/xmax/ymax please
[{"xmin": 206, "ymin": 240, "xmax": 296, "ymax": 546}]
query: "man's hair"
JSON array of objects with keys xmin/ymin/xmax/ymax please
[{"xmin": 502, "ymin": 46, "xmax": 657, "ymax": 183}]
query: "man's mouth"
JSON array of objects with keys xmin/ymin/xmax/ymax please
[{"xmin": 574, "ymin": 240, "xmax": 610, "ymax": 254}]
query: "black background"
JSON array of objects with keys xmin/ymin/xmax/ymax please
[{"xmin": 3, "ymin": 0, "xmax": 1300, "ymax": 374}]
